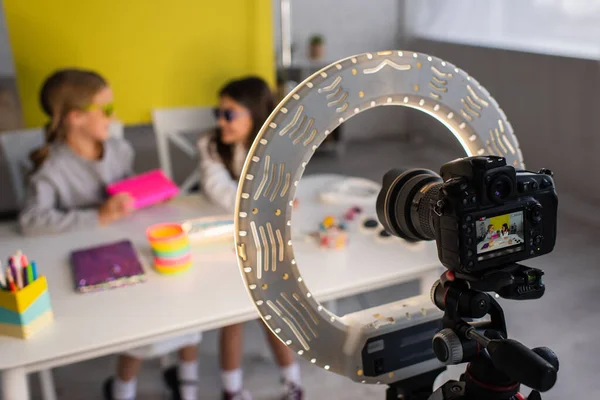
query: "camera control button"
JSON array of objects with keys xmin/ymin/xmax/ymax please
[
  {"xmin": 465, "ymin": 216, "xmax": 472, "ymax": 223},
  {"xmin": 466, "ymin": 226, "xmax": 473, "ymax": 234},
  {"xmin": 470, "ymin": 196, "xmax": 477, "ymax": 204},
  {"xmin": 541, "ymin": 178, "xmax": 553, "ymax": 189},
  {"xmin": 467, "ymin": 250, "xmax": 473, "ymax": 257},
  {"xmin": 534, "ymin": 235, "xmax": 543, "ymax": 246},
  {"xmin": 518, "ymin": 181, "xmax": 529, "ymax": 193},
  {"xmin": 531, "ymin": 181, "xmax": 539, "ymax": 190},
  {"xmin": 467, "ymin": 237, "xmax": 473, "ymax": 246}
]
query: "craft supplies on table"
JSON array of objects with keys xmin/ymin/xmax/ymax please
[
  {"xmin": 106, "ymin": 169, "xmax": 179, "ymax": 209},
  {"xmin": 318, "ymin": 215, "xmax": 349, "ymax": 250},
  {"xmin": 147, "ymin": 223, "xmax": 192, "ymax": 275},
  {"xmin": 0, "ymin": 250, "xmax": 53, "ymax": 339},
  {"xmin": 181, "ymin": 215, "xmax": 234, "ymax": 245},
  {"xmin": 70, "ymin": 240, "xmax": 147, "ymax": 293}
]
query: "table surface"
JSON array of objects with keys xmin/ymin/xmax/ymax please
[
  {"xmin": 476, "ymin": 233, "xmax": 524, "ymax": 253},
  {"xmin": 0, "ymin": 174, "xmax": 440, "ymax": 371}
]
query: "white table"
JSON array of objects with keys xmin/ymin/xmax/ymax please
[
  {"xmin": 0, "ymin": 174, "xmax": 442, "ymax": 400},
  {"xmin": 476, "ymin": 233, "xmax": 524, "ymax": 254}
]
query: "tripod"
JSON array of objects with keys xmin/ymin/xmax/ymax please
[{"xmin": 388, "ymin": 264, "xmax": 559, "ymax": 400}]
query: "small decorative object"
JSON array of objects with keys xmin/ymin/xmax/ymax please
[
  {"xmin": 318, "ymin": 216, "xmax": 348, "ymax": 250},
  {"xmin": 376, "ymin": 229, "xmax": 394, "ymax": 243},
  {"xmin": 0, "ymin": 251, "xmax": 53, "ymax": 339},
  {"xmin": 344, "ymin": 206, "xmax": 363, "ymax": 221},
  {"xmin": 308, "ymin": 34, "xmax": 325, "ymax": 62},
  {"xmin": 147, "ymin": 223, "xmax": 192, "ymax": 275},
  {"xmin": 361, "ymin": 218, "xmax": 380, "ymax": 233}
]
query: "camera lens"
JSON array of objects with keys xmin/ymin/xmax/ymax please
[
  {"xmin": 488, "ymin": 174, "xmax": 513, "ymax": 204},
  {"xmin": 376, "ymin": 168, "xmax": 443, "ymax": 241}
]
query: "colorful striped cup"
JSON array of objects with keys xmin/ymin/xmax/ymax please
[{"xmin": 146, "ymin": 223, "xmax": 192, "ymax": 275}]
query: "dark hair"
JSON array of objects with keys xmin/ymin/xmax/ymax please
[
  {"xmin": 211, "ymin": 76, "xmax": 274, "ymax": 179},
  {"xmin": 502, "ymin": 223, "xmax": 509, "ymax": 231},
  {"xmin": 30, "ymin": 68, "xmax": 107, "ymax": 173}
]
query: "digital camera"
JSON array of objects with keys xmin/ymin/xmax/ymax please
[{"xmin": 376, "ymin": 156, "xmax": 558, "ymax": 274}]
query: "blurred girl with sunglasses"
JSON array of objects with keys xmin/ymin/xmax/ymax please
[
  {"xmin": 198, "ymin": 77, "xmax": 304, "ymax": 400},
  {"xmin": 20, "ymin": 68, "xmax": 134, "ymax": 235},
  {"xmin": 21, "ymin": 69, "xmax": 202, "ymax": 400}
]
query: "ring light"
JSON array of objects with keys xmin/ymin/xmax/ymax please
[{"xmin": 234, "ymin": 51, "xmax": 525, "ymax": 384}]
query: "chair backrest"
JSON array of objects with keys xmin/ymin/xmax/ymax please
[
  {"xmin": 0, "ymin": 120, "xmax": 125, "ymax": 207},
  {"xmin": 0, "ymin": 128, "xmax": 44, "ymax": 206},
  {"xmin": 151, "ymin": 107, "xmax": 216, "ymax": 193}
]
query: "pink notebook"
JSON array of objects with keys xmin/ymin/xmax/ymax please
[{"xmin": 106, "ymin": 169, "xmax": 179, "ymax": 209}]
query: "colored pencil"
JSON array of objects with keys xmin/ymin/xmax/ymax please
[
  {"xmin": 31, "ymin": 261, "xmax": 38, "ymax": 281},
  {"xmin": 27, "ymin": 264, "xmax": 34, "ymax": 286},
  {"xmin": 20, "ymin": 255, "xmax": 30, "ymax": 287},
  {"xmin": 13, "ymin": 256, "xmax": 23, "ymax": 289},
  {"xmin": 22, "ymin": 266, "xmax": 28, "ymax": 286},
  {"xmin": 6, "ymin": 268, "xmax": 17, "ymax": 292},
  {"xmin": 8, "ymin": 257, "xmax": 19, "ymax": 289},
  {"xmin": 0, "ymin": 261, "xmax": 5, "ymax": 289}
]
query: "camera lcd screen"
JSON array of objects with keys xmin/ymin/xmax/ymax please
[{"xmin": 476, "ymin": 211, "xmax": 525, "ymax": 261}]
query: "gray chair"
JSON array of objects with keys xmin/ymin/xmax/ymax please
[
  {"xmin": 0, "ymin": 122, "xmax": 124, "ymax": 208},
  {"xmin": 151, "ymin": 107, "xmax": 216, "ymax": 193},
  {"xmin": 0, "ymin": 127, "xmax": 45, "ymax": 207}
]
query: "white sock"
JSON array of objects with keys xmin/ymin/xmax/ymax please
[
  {"xmin": 178, "ymin": 360, "xmax": 198, "ymax": 400},
  {"xmin": 280, "ymin": 363, "xmax": 301, "ymax": 385},
  {"xmin": 113, "ymin": 377, "xmax": 136, "ymax": 400},
  {"xmin": 221, "ymin": 368, "xmax": 243, "ymax": 393}
]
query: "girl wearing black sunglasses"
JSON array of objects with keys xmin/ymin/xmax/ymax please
[{"xmin": 197, "ymin": 77, "xmax": 304, "ymax": 400}]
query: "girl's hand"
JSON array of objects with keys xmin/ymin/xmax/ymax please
[{"xmin": 99, "ymin": 193, "xmax": 134, "ymax": 225}]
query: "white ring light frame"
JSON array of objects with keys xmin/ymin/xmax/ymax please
[{"xmin": 234, "ymin": 51, "xmax": 525, "ymax": 384}]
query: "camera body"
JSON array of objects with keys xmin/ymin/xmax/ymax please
[{"xmin": 435, "ymin": 156, "xmax": 557, "ymax": 274}]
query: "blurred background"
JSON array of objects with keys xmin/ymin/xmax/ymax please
[
  {"xmin": 0, "ymin": 1, "xmax": 599, "ymax": 399},
  {"xmin": 1, "ymin": 0, "xmax": 598, "ymax": 223}
]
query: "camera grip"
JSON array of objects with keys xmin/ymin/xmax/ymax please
[{"xmin": 487, "ymin": 338, "xmax": 557, "ymax": 392}]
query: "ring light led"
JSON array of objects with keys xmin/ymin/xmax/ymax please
[{"xmin": 234, "ymin": 51, "xmax": 525, "ymax": 384}]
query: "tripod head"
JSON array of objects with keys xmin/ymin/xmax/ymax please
[{"xmin": 427, "ymin": 263, "xmax": 559, "ymax": 399}]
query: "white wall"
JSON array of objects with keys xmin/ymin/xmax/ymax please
[
  {"xmin": 272, "ymin": 0, "xmax": 410, "ymax": 140},
  {"xmin": 273, "ymin": 0, "xmax": 402, "ymax": 66},
  {"xmin": 404, "ymin": 0, "xmax": 600, "ymax": 60},
  {"xmin": 0, "ymin": 0, "xmax": 14, "ymax": 76}
]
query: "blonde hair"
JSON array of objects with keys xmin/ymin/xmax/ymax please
[{"xmin": 30, "ymin": 68, "xmax": 107, "ymax": 172}]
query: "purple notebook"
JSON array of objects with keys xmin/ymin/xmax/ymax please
[{"xmin": 70, "ymin": 240, "xmax": 146, "ymax": 293}]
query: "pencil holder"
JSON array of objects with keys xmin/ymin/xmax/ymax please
[
  {"xmin": 146, "ymin": 223, "xmax": 192, "ymax": 275},
  {"xmin": 0, "ymin": 276, "xmax": 53, "ymax": 339}
]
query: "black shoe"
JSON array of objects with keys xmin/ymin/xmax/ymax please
[
  {"xmin": 163, "ymin": 366, "xmax": 198, "ymax": 400},
  {"xmin": 103, "ymin": 377, "xmax": 136, "ymax": 400},
  {"xmin": 281, "ymin": 381, "xmax": 304, "ymax": 400}
]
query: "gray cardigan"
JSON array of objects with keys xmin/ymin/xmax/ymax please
[{"xmin": 19, "ymin": 137, "xmax": 134, "ymax": 236}]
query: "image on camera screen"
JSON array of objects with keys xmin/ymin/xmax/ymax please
[{"xmin": 476, "ymin": 211, "xmax": 525, "ymax": 261}]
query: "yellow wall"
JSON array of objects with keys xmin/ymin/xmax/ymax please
[
  {"xmin": 489, "ymin": 214, "xmax": 510, "ymax": 232},
  {"xmin": 3, "ymin": 0, "xmax": 275, "ymax": 126}
]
